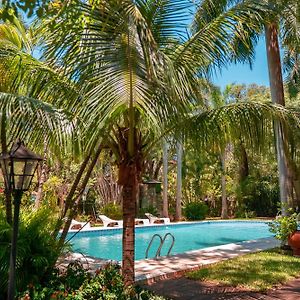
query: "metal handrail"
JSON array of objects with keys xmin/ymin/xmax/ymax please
[
  {"xmin": 145, "ymin": 232, "xmax": 175, "ymax": 259},
  {"xmin": 157, "ymin": 233, "xmax": 175, "ymax": 257},
  {"xmin": 145, "ymin": 234, "xmax": 163, "ymax": 259}
]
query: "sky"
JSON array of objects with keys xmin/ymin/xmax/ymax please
[{"xmin": 212, "ymin": 37, "xmax": 270, "ymax": 89}]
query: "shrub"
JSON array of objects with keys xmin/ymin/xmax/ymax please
[
  {"xmin": 268, "ymin": 211, "xmax": 299, "ymax": 246},
  {"xmin": 20, "ymin": 263, "xmax": 166, "ymax": 300},
  {"xmin": 100, "ymin": 203, "xmax": 122, "ymax": 220},
  {"xmin": 184, "ymin": 201, "xmax": 208, "ymax": 221},
  {"xmin": 138, "ymin": 205, "xmax": 158, "ymax": 218},
  {"xmin": 236, "ymin": 176, "xmax": 279, "ymax": 217},
  {"xmin": 0, "ymin": 207, "xmax": 63, "ymax": 296}
]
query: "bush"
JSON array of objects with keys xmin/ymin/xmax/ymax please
[
  {"xmin": 184, "ymin": 201, "xmax": 208, "ymax": 221},
  {"xmin": 20, "ymin": 263, "xmax": 166, "ymax": 300},
  {"xmin": 0, "ymin": 207, "xmax": 63, "ymax": 297},
  {"xmin": 100, "ymin": 203, "xmax": 122, "ymax": 220},
  {"xmin": 137, "ymin": 205, "xmax": 158, "ymax": 218},
  {"xmin": 236, "ymin": 176, "xmax": 279, "ymax": 217},
  {"xmin": 268, "ymin": 211, "xmax": 299, "ymax": 246}
]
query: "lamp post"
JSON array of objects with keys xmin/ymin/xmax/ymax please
[{"xmin": 0, "ymin": 141, "xmax": 42, "ymax": 300}]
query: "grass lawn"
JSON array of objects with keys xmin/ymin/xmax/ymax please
[{"xmin": 186, "ymin": 248, "xmax": 300, "ymax": 292}]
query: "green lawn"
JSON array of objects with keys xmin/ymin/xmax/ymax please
[{"xmin": 186, "ymin": 249, "xmax": 300, "ymax": 292}]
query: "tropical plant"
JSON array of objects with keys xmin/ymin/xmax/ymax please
[
  {"xmin": 0, "ymin": 206, "xmax": 64, "ymax": 297},
  {"xmin": 0, "ymin": 10, "xmax": 77, "ymax": 227},
  {"xmin": 184, "ymin": 201, "xmax": 208, "ymax": 221},
  {"xmin": 194, "ymin": 0, "xmax": 300, "ymax": 212},
  {"xmin": 268, "ymin": 211, "xmax": 300, "ymax": 246},
  {"xmin": 40, "ymin": 0, "xmax": 300, "ymax": 285},
  {"xmin": 20, "ymin": 262, "xmax": 166, "ymax": 300},
  {"xmin": 100, "ymin": 203, "xmax": 123, "ymax": 220}
]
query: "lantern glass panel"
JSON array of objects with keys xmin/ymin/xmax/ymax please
[
  {"xmin": 13, "ymin": 160, "xmax": 38, "ymax": 190},
  {"xmin": 23, "ymin": 160, "xmax": 38, "ymax": 190},
  {"xmin": 13, "ymin": 160, "xmax": 26, "ymax": 190}
]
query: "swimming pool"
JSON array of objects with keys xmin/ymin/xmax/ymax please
[{"xmin": 67, "ymin": 221, "xmax": 273, "ymax": 261}]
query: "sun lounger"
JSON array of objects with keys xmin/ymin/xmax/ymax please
[
  {"xmin": 135, "ymin": 218, "xmax": 150, "ymax": 226},
  {"xmin": 145, "ymin": 213, "xmax": 170, "ymax": 224},
  {"xmin": 97, "ymin": 215, "xmax": 123, "ymax": 227},
  {"xmin": 70, "ymin": 219, "xmax": 91, "ymax": 230}
]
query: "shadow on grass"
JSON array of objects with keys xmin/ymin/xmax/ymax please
[{"xmin": 186, "ymin": 249, "xmax": 300, "ymax": 291}]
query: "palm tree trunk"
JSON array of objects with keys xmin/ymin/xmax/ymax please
[
  {"xmin": 59, "ymin": 144, "xmax": 102, "ymax": 247},
  {"xmin": 175, "ymin": 141, "xmax": 183, "ymax": 221},
  {"xmin": 1, "ymin": 110, "xmax": 12, "ymax": 224},
  {"xmin": 119, "ymin": 162, "xmax": 137, "ymax": 286},
  {"xmin": 238, "ymin": 142, "xmax": 249, "ymax": 183},
  {"xmin": 220, "ymin": 151, "xmax": 228, "ymax": 219},
  {"xmin": 162, "ymin": 141, "xmax": 169, "ymax": 218},
  {"xmin": 265, "ymin": 23, "xmax": 293, "ymax": 214},
  {"xmin": 34, "ymin": 142, "xmax": 48, "ymax": 209}
]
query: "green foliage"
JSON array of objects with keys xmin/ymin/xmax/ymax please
[
  {"xmin": 138, "ymin": 205, "xmax": 158, "ymax": 218},
  {"xmin": 184, "ymin": 201, "xmax": 208, "ymax": 221},
  {"xmin": 21, "ymin": 263, "xmax": 166, "ymax": 300},
  {"xmin": 237, "ymin": 176, "xmax": 279, "ymax": 217},
  {"xmin": 268, "ymin": 212, "xmax": 299, "ymax": 245},
  {"xmin": 100, "ymin": 203, "xmax": 122, "ymax": 220},
  {"xmin": 0, "ymin": 207, "xmax": 63, "ymax": 296}
]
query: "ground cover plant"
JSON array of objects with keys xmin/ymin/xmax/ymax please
[
  {"xmin": 19, "ymin": 263, "xmax": 165, "ymax": 300},
  {"xmin": 186, "ymin": 248, "xmax": 300, "ymax": 292}
]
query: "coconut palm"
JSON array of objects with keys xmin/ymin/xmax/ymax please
[
  {"xmin": 194, "ymin": 0, "xmax": 300, "ymax": 212},
  {"xmin": 39, "ymin": 0, "xmax": 300, "ymax": 286},
  {"xmin": 0, "ymin": 11, "xmax": 77, "ymax": 224}
]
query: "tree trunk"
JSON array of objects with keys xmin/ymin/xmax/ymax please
[
  {"xmin": 265, "ymin": 23, "xmax": 293, "ymax": 214},
  {"xmin": 220, "ymin": 151, "xmax": 228, "ymax": 219},
  {"xmin": 119, "ymin": 162, "xmax": 137, "ymax": 286},
  {"xmin": 52, "ymin": 147, "xmax": 94, "ymax": 238},
  {"xmin": 1, "ymin": 110, "xmax": 12, "ymax": 224},
  {"xmin": 162, "ymin": 141, "xmax": 169, "ymax": 218},
  {"xmin": 35, "ymin": 142, "xmax": 48, "ymax": 209},
  {"xmin": 238, "ymin": 142, "xmax": 249, "ymax": 184},
  {"xmin": 59, "ymin": 144, "xmax": 102, "ymax": 247},
  {"xmin": 175, "ymin": 141, "xmax": 183, "ymax": 221}
]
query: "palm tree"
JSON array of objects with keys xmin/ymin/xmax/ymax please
[
  {"xmin": 40, "ymin": 0, "xmax": 300, "ymax": 285},
  {"xmin": 162, "ymin": 141, "xmax": 169, "ymax": 218},
  {"xmin": 175, "ymin": 141, "xmax": 183, "ymax": 221},
  {"xmin": 194, "ymin": 0, "xmax": 300, "ymax": 213},
  {"xmin": 0, "ymin": 11, "xmax": 77, "ymax": 224}
]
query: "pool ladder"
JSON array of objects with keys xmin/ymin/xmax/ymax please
[{"xmin": 145, "ymin": 233, "xmax": 175, "ymax": 259}]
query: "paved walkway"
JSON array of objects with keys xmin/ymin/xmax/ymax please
[{"xmin": 144, "ymin": 276, "xmax": 300, "ymax": 300}]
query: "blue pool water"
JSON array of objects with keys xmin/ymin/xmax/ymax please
[{"xmin": 68, "ymin": 221, "xmax": 273, "ymax": 261}]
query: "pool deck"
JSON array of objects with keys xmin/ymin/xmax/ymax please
[
  {"xmin": 58, "ymin": 237, "xmax": 280, "ymax": 283},
  {"xmin": 135, "ymin": 237, "xmax": 279, "ymax": 283}
]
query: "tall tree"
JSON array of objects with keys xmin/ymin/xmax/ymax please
[
  {"xmin": 42, "ymin": 0, "xmax": 298, "ymax": 285},
  {"xmin": 162, "ymin": 141, "xmax": 169, "ymax": 218},
  {"xmin": 175, "ymin": 141, "xmax": 183, "ymax": 221},
  {"xmin": 194, "ymin": 0, "xmax": 300, "ymax": 213}
]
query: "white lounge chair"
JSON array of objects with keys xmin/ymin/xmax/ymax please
[
  {"xmin": 145, "ymin": 213, "xmax": 170, "ymax": 224},
  {"xmin": 70, "ymin": 219, "xmax": 91, "ymax": 230},
  {"xmin": 135, "ymin": 218, "xmax": 150, "ymax": 226},
  {"xmin": 97, "ymin": 215, "xmax": 123, "ymax": 227}
]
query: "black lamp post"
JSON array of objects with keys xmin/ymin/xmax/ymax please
[{"xmin": 0, "ymin": 141, "xmax": 42, "ymax": 300}]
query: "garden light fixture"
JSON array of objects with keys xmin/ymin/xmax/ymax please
[{"xmin": 0, "ymin": 141, "xmax": 42, "ymax": 300}]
